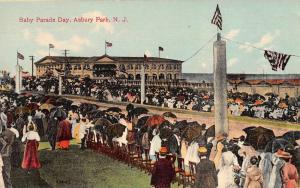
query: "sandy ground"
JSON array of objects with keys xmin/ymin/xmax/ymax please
[{"xmin": 67, "ymin": 97, "xmax": 296, "ymax": 139}]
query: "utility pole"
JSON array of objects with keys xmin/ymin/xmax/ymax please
[
  {"xmin": 62, "ymin": 49, "xmax": 69, "ymax": 57},
  {"xmin": 62, "ymin": 49, "xmax": 70, "ymax": 76},
  {"xmin": 29, "ymin": 56, "xmax": 34, "ymax": 77},
  {"xmin": 60, "ymin": 49, "xmax": 70, "ymax": 95}
]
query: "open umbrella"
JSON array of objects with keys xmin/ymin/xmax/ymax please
[
  {"xmin": 162, "ymin": 112, "xmax": 177, "ymax": 118},
  {"xmin": 51, "ymin": 108, "xmax": 67, "ymax": 119},
  {"xmin": 265, "ymin": 138, "xmax": 294, "ymax": 153},
  {"xmin": 39, "ymin": 103, "xmax": 55, "ymax": 111},
  {"xmin": 15, "ymin": 106, "xmax": 30, "ymax": 115},
  {"xmin": 45, "ymin": 98, "xmax": 57, "ymax": 105},
  {"xmin": 254, "ymin": 100, "xmax": 264, "ymax": 105},
  {"xmin": 91, "ymin": 110, "xmax": 106, "ymax": 119},
  {"xmin": 205, "ymin": 125, "xmax": 215, "ymax": 138},
  {"xmin": 159, "ymin": 127, "xmax": 173, "ymax": 140},
  {"xmin": 94, "ymin": 118, "xmax": 113, "ymax": 134},
  {"xmin": 279, "ymin": 103, "xmax": 288, "ymax": 109},
  {"xmin": 106, "ymin": 107, "xmax": 122, "ymax": 113},
  {"xmin": 26, "ymin": 103, "xmax": 39, "ymax": 111},
  {"xmin": 174, "ymin": 120, "xmax": 188, "ymax": 132},
  {"xmin": 94, "ymin": 118, "xmax": 112, "ymax": 127},
  {"xmin": 145, "ymin": 115, "xmax": 165, "ymax": 127},
  {"xmin": 243, "ymin": 126, "xmax": 275, "ymax": 150},
  {"xmin": 235, "ymin": 98, "xmax": 244, "ymax": 104},
  {"xmin": 181, "ymin": 121, "xmax": 202, "ymax": 143},
  {"xmin": 126, "ymin": 103, "xmax": 135, "ymax": 112},
  {"xmin": 131, "ymin": 107, "xmax": 148, "ymax": 117},
  {"xmin": 282, "ymin": 131, "xmax": 300, "ymax": 145},
  {"xmin": 135, "ymin": 116, "xmax": 150, "ymax": 129},
  {"xmin": 109, "ymin": 123, "xmax": 126, "ymax": 138}
]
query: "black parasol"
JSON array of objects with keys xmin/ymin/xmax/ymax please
[{"xmin": 243, "ymin": 126, "xmax": 275, "ymax": 150}]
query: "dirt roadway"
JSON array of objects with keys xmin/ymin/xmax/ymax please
[{"xmin": 66, "ymin": 96, "xmax": 297, "ymax": 139}]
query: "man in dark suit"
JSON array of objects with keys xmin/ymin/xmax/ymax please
[
  {"xmin": 150, "ymin": 147, "xmax": 175, "ymax": 188},
  {"xmin": 193, "ymin": 146, "xmax": 218, "ymax": 188},
  {"xmin": 167, "ymin": 128, "xmax": 180, "ymax": 155}
]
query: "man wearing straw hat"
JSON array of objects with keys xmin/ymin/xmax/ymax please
[
  {"xmin": 193, "ymin": 146, "xmax": 218, "ymax": 188},
  {"xmin": 150, "ymin": 146, "xmax": 175, "ymax": 188}
]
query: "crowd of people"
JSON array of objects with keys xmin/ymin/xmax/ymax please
[
  {"xmin": 22, "ymin": 76, "xmax": 300, "ymax": 123},
  {"xmin": 0, "ymin": 88, "xmax": 299, "ymax": 187}
]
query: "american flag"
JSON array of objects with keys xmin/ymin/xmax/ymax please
[
  {"xmin": 106, "ymin": 41, "xmax": 112, "ymax": 47},
  {"xmin": 17, "ymin": 52, "xmax": 24, "ymax": 60},
  {"xmin": 211, "ymin": 4, "xmax": 222, "ymax": 30},
  {"xmin": 264, "ymin": 50, "xmax": 291, "ymax": 71},
  {"xmin": 49, "ymin": 43, "xmax": 55, "ymax": 48},
  {"xmin": 159, "ymin": 46, "xmax": 164, "ymax": 51}
]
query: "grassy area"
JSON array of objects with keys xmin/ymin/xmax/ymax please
[
  {"xmin": 229, "ymin": 115, "xmax": 300, "ymax": 130},
  {"xmin": 12, "ymin": 141, "xmax": 180, "ymax": 188}
]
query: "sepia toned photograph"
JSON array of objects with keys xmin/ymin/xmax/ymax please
[{"xmin": 0, "ymin": 0, "xmax": 299, "ymax": 187}]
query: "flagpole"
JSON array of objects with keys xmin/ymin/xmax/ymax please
[
  {"xmin": 17, "ymin": 51, "xmax": 19, "ymax": 65},
  {"xmin": 49, "ymin": 45, "xmax": 50, "ymax": 56},
  {"xmin": 105, "ymin": 40, "xmax": 107, "ymax": 55},
  {"xmin": 159, "ymin": 49, "xmax": 160, "ymax": 58}
]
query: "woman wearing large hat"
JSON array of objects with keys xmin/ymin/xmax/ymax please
[
  {"xmin": 193, "ymin": 146, "xmax": 218, "ymax": 188},
  {"xmin": 277, "ymin": 150, "xmax": 299, "ymax": 188},
  {"xmin": 21, "ymin": 122, "xmax": 41, "ymax": 171}
]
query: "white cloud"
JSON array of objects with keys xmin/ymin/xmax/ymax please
[
  {"xmin": 238, "ymin": 42, "xmax": 253, "ymax": 52},
  {"xmin": 225, "ymin": 29, "xmax": 240, "ymax": 40},
  {"xmin": 239, "ymin": 30, "xmax": 280, "ymax": 53},
  {"xmin": 228, "ymin": 58, "xmax": 238, "ymax": 67},
  {"xmin": 34, "ymin": 31, "xmax": 90, "ymax": 53},
  {"xmin": 81, "ymin": 11, "xmax": 114, "ymax": 34}
]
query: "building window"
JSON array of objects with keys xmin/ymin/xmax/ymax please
[
  {"xmin": 152, "ymin": 74, "xmax": 157, "ymax": 80},
  {"xmin": 126, "ymin": 64, "xmax": 133, "ymax": 70},
  {"xmin": 174, "ymin": 74, "xmax": 177, "ymax": 80},
  {"xmin": 135, "ymin": 74, "xmax": 141, "ymax": 80},
  {"xmin": 128, "ymin": 74, "xmax": 134, "ymax": 80},
  {"xmin": 83, "ymin": 64, "xmax": 90, "ymax": 70},
  {"xmin": 145, "ymin": 64, "xmax": 149, "ymax": 69},
  {"xmin": 167, "ymin": 73, "xmax": 172, "ymax": 80},
  {"xmin": 173, "ymin": 64, "xmax": 177, "ymax": 70},
  {"xmin": 119, "ymin": 64, "xmax": 126, "ymax": 72},
  {"xmin": 159, "ymin": 73, "xmax": 165, "ymax": 80},
  {"xmin": 159, "ymin": 64, "xmax": 164, "ymax": 70},
  {"xmin": 151, "ymin": 64, "xmax": 157, "ymax": 70}
]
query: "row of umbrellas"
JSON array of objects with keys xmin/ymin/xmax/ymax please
[{"xmin": 243, "ymin": 126, "xmax": 300, "ymax": 152}]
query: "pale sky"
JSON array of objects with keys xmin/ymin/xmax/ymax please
[{"xmin": 0, "ymin": 0, "xmax": 300, "ymax": 75}]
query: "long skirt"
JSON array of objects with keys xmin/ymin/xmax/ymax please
[
  {"xmin": 22, "ymin": 140, "xmax": 41, "ymax": 170},
  {"xmin": 57, "ymin": 140, "xmax": 70, "ymax": 149}
]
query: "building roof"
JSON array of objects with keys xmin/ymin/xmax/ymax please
[
  {"xmin": 228, "ymin": 79, "xmax": 300, "ymax": 86},
  {"xmin": 35, "ymin": 54, "xmax": 183, "ymax": 65}
]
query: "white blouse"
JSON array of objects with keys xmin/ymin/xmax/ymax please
[{"xmin": 22, "ymin": 131, "xmax": 40, "ymax": 142}]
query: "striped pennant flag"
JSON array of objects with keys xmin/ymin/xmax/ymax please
[
  {"xmin": 211, "ymin": 4, "xmax": 222, "ymax": 30},
  {"xmin": 264, "ymin": 50, "xmax": 291, "ymax": 71},
  {"xmin": 106, "ymin": 41, "xmax": 112, "ymax": 47},
  {"xmin": 17, "ymin": 52, "xmax": 24, "ymax": 60}
]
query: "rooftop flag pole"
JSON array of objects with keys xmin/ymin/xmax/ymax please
[{"xmin": 105, "ymin": 40, "xmax": 107, "ymax": 55}]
